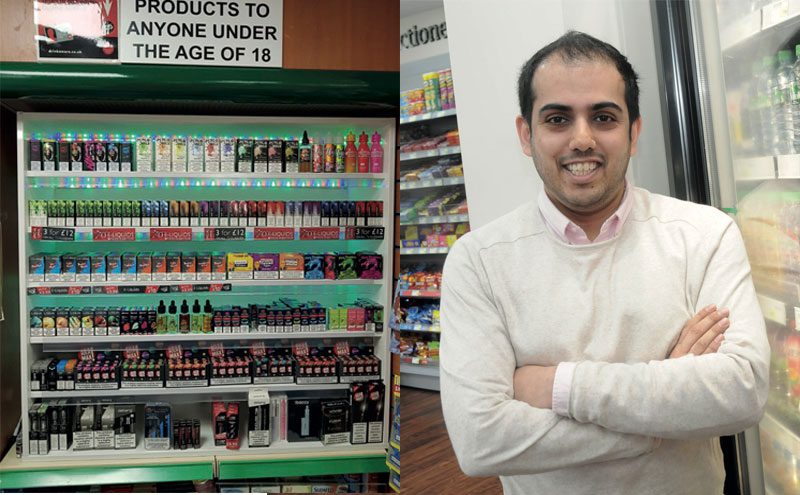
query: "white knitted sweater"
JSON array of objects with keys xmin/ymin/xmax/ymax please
[{"xmin": 440, "ymin": 187, "xmax": 769, "ymax": 495}]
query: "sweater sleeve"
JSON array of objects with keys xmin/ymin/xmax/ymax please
[
  {"xmin": 564, "ymin": 220, "xmax": 770, "ymax": 439},
  {"xmin": 440, "ymin": 238, "xmax": 659, "ymax": 477}
]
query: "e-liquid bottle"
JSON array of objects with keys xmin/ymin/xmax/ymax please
[
  {"xmin": 299, "ymin": 130, "xmax": 312, "ymax": 173},
  {"xmin": 370, "ymin": 131, "xmax": 383, "ymax": 173},
  {"xmin": 167, "ymin": 301, "xmax": 178, "ymax": 333},
  {"xmin": 335, "ymin": 141, "xmax": 345, "ymax": 173},
  {"xmin": 324, "ymin": 134, "xmax": 335, "ymax": 172},
  {"xmin": 312, "ymin": 138, "xmax": 324, "ymax": 173},
  {"xmin": 179, "ymin": 299, "xmax": 190, "ymax": 334},
  {"xmin": 191, "ymin": 299, "xmax": 202, "ymax": 333},
  {"xmin": 344, "ymin": 131, "xmax": 357, "ymax": 173},
  {"xmin": 203, "ymin": 300, "xmax": 213, "ymax": 333},
  {"xmin": 357, "ymin": 131, "xmax": 370, "ymax": 173}
]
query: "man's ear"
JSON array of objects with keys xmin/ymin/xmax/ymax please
[{"xmin": 516, "ymin": 115, "xmax": 533, "ymax": 157}]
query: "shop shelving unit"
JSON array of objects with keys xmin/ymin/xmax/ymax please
[
  {"xmin": 4, "ymin": 110, "xmax": 396, "ymax": 489},
  {"xmin": 395, "ymin": 101, "xmax": 467, "ymax": 391}
]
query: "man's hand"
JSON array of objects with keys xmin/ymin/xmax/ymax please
[
  {"xmin": 513, "ymin": 365, "xmax": 556, "ymax": 409},
  {"xmin": 669, "ymin": 305, "xmax": 730, "ymax": 358}
]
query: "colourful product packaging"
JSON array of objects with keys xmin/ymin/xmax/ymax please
[
  {"xmin": 220, "ymin": 138, "xmax": 236, "ymax": 173},
  {"xmin": 112, "ymin": 200, "xmax": 124, "ymax": 227},
  {"xmin": 212, "ymin": 252, "xmax": 227, "ymax": 280},
  {"xmin": 181, "ymin": 252, "xmax": 197, "ymax": 281},
  {"xmin": 94, "ymin": 141, "xmax": 108, "ymax": 172},
  {"xmin": 29, "ymin": 254, "xmax": 45, "ymax": 282},
  {"xmin": 42, "ymin": 140, "xmax": 57, "ymax": 171},
  {"xmin": 336, "ymin": 253, "xmax": 358, "ymax": 280},
  {"xmin": 29, "ymin": 140, "xmax": 42, "ymax": 171},
  {"xmin": 61, "ymin": 254, "xmax": 77, "ymax": 282},
  {"xmin": 57, "ymin": 141, "xmax": 71, "ymax": 171},
  {"xmin": 267, "ymin": 139, "xmax": 283, "ymax": 173},
  {"xmin": 120, "ymin": 142, "xmax": 133, "ymax": 172},
  {"xmin": 357, "ymin": 252, "xmax": 383, "ymax": 279},
  {"xmin": 91, "ymin": 254, "xmax": 107, "ymax": 282},
  {"xmin": 304, "ymin": 254, "xmax": 325, "ymax": 280},
  {"xmin": 188, "ymin": 137, "xmax": 204, "ymax": 172},
  {"xmin": 76, "ymin": 254, "xmax": 91, "ymax": 282},
  {"xmin": 81, "ymin": 308, "xmax": 95, "ymax": 336},
  {"xmin": 179, "ymin": 201, "xmax": 190, "ymax": 227},
  {"xmin": 253, "ymin": 139, "xmax": 270, "ymax": 174},
  {"xmin": 209, "ymin": 201, "xmax": 220, "ymax": 226},
  {"xmin": 83, "ymin": 142, "xmax": 96, "ymax": 171},
  {"xmin": 258, "ymin": 201, "xmax": 268, "ymax": 227},
  {"xmin": 219, "ymin": 201, "xmax": 230, "ymax": 227},
  {"xmin": 155, "ymin": 136, "xmax": 172, "ymax": 171},
  {"xmin": 279, "ymin": 253, "xmax": 305, "ymax": 279},
  {"xmin": 106, "ymin": 253, "xmax": 123, "ymax": 282},
  {"xmin": 30, "ymin": 308, "xmax": 44, "ymax": 337},
  {"xmin": 190, "ymin": 201, "xmax": 200, "ymax": 227},
  {"xmin": 199, "ymin": 201, "xmax": 209, "ymax": 226},
  {"xmin": 213, "ymin": 402, "xmax": 227, "ymax": 446},
  {"xmin": 136, "ymin": 136, "xmax": 153, "ymax": 171},
  {"xmin": 151, "ymin": 253, "xmax": 167, "ymax": 281},
  {"xmin": 159, "ymin": 201, "xmax": 169, "ymax": 227},
  {"xmin": 236, "ymin": 139, "xmax": 253, "ymax": 172},
  {"xmin": 137, "ymin": 253, "xmax": 152, "ymax": 281},
  {"xmin": 172, "ymin": 136, "xmax": 188, "ymax": 172},
  {"xmin": 285, "ymin": 140, "xmax": 299, "ymax": 173},
  {"xmin": 248, "ymin": 201, "xmax": 258, "ymax": 227},
  {"xmin": 167, "ymin": 252, "xmax": 182, "ymax": 281},
  {"xmin": 140, "ymin": 200, "xmax": 151, "ymax": 227},
  {"xmin": 196, "ymin": 252, "xmax": 212, "ymax": 281},
  {"xmin": 102, "ymin": 200, "xmax": 113, "ymax": 226},
  {"xmin": 69, "ymin": 308, "xmax": 82, "ymax": 336},
  {"xmin": 70, "ymin": 140, "xmax": 84, "ymax": 171},
  {"xmin": 121, "ymin": 252, "xmax": 137, "ymax": 281},
  {"xmin": 169, "ymin": 201, "xmax": 180, "ymax": 227},
  {"xmin": 44, "ymin": 255, "xmax": 62, "ymax": 282},
  {"xmin": 252, "ymin": 253, "xmax": 279, "ymax": 280},
  {"xmin": 204, "ymin": 138, "xmax": 221, "ymax": 172},
  {"xmin": 324, "ymin": 253, "xmax": 336, "ymax": 280},
  {"xmin": 227, "ymin": 253, "xmax": 254, "ymax": 280},
  {"xmin": 94, "ymin": 308, "xmax": 108, "ymax": 336}
]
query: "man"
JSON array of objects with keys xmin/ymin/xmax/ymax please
[{"xmin": 440, "ymin": 31, "xmax": 769, "ymax": 494}]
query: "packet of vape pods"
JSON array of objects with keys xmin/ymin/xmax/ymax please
[
  {"xmin": 204, "ymin": 138, "xmax": 221, "ymax": 172},
  {"xmin": 172, "ymin": 136, "xmax": 188, "ymax": 172}
]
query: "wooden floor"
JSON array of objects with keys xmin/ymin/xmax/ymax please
[{"xmin": 401, "ymin": 386, "xmax": 503, "ymax": 495}]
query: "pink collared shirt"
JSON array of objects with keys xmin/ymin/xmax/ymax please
[{"xmin": 537, "ymin": 180, "xmax": 634, "ymax": 416}]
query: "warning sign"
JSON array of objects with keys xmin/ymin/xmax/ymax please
[
  {"xmin": 34, "ymin": 0, "xmax": 119, "ymax": 61},
  {"xmin": 119, "ymin": 0, "xmax": 283, "ymax": 68}
]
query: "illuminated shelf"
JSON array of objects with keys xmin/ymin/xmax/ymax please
[
  {"xmin": 400, "ymin": 107, "xmax": 457, "ymax": 124},
  {"xmin": 399, "ymin": 176, "xmax": 464, "ymax": 190},
  {"xmin": 30, "ymin": 382, "xmax": 351, "ymax": 399},
  {"xmin": 400, "ymin": 214, "xmax": 468, "ymax": 226},
  {"xmin": 399, "ymin": 360, "xmax": 439, "ymax": 370},
  {"xmin": 28, "ymin": 225, "xmax": 385, "ymax": 242},
  {"xmin": 400, "ymin": 146, "xmax": 460, "ymax": 162},
  {"xmin": 26, "ymin": 278, "xmax": 381, "ymax": 296},
  {"xmin": 390, "ymin": 322, "xmax": 440, "ymax": 333},
  {"xmin": 25, "ymin": 172, "xmax": 385, "ymax": 189},
  {"xmin": 30, "ymin": 331, "xmax": 381, "ymax": 345},
  {"xmin": 398, "ymin": 289, "xmax": 441, "ymax": 298},
  {"xmin": 734, "ymin": 156, "xmax": 776, "ymax": 181},
  {"xmin": 400, "ymin": 247, "xmax": 449, "ymax": 255}
]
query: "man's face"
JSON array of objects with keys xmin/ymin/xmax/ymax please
[{"xmin": 516, "ymin": 57, "xmax": 642, "ymax": 216}]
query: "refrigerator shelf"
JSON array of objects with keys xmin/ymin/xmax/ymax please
[
  {"xmin": 28, "ymin": 226, "xmax": 386, "ymax": 242},
  {"xmin": 399, "ymin": 247, "xmax": 450, "ymax": 255},
  {"xmin": 720, "ymin": 0, "xmax": 800, "ymax": 51},
  {"xmin": 776, "ymin": 154, "xmax": 800, "ymax": 179}
]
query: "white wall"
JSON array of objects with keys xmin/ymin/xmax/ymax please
[{"xmin": 443, "ymin": 0, "xmax": 670, "ymax": 229}]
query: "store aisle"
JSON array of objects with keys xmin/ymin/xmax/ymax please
[{"xmin": 401, "ymin": 387, "xmax": 502, "ymax": 495}]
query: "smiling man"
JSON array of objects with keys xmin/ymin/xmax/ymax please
[{"xmin": 439, "ymin": 31, "xmax": 769, "ymax": 494}]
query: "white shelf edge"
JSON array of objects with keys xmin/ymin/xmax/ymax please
[
  {"xmin": 399, "ymin": 177, "xmax": 465, "ymax": 190},
  {"xmin": 399, "ymin": 247, "xmax": 450, "ymax": 255},
  {"xmin": 30, "ymin": 331, "xmax": 382, "ymax": 344},
  {"xmin": 761, "ymin": 411, "xmax": 800, "ymax": 456},
  {"xmin": 400, "ymin": 214, "xmax": 469, "ymax": 226},
  {"xmin": 399, "ymin": 146, "xmax": 461, "ymax": 162},
  {"xmin": 399, "ymin": 362, "xmax": 440, "ymax": 376},
  {"xmin": 399, "ymin": 108, "xmax": 458, "ymax": 125}
]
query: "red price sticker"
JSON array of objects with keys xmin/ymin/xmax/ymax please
[
  {"xmin": 167, "ymin": 345, "xmax": 184, "ymax": 360},
  {"xmin": 204, "ymin": 228, "xmax": 216, "ymax": 240},
  {"xmin": 299, "ymin": 227, "xmax": 340, "ymax": 240},
  {"xmin": 209, "ymin": 284, "xmax": 223, "ymax": 292},
  {"xmin": 93, "ymin": 228, "xmax": 135, "ymax": 242},
  {"xmin": 150, "ymin": 228, "xmax": 192, "ymax": 241},
  {"xmin": 145, "ymin": 286, "xmax": 159, "ymax": 293},
  {"xmin": 178, "ymin": 285, "xmax": 192, "ymax": 292},
  {"xmin": 104, "ymin": 286, "xmax": 119, "ymax": 294},
  {"xmin": 31, "ymin": 227, "xmax": 43, "ymax": 240},
  {"xmin": 36, "ymin": 287, "xmax": 52, "ymax": 295},
  {"xmin": 67, "ymin": 286, "xmax": 83, "ymax": 295},
  {"xmin": 254, "ymin": 227, "xmax": 295, "ymax": 240},
  {"xmin": 209, "ymin": 343, "xmax": 225, "ymax": 359}
]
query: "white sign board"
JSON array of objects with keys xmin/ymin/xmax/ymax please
[
  {"xmin": 119, "ymin": 0, "xmax": 282, "ymax": 67},
  {"xmin": 400, "ymin": 5, "xmax": 449, "ymax": 65}
]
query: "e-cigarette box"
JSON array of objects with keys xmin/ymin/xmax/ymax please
[
  {"xmin": 172, "ymin": 136, "xmax": 188, "ymax": 172},
  {"xmin": 204, "ymin": 138, "xmax": 221, "ymax": 172},
  {"xmin": 57, "ymin": 141, "xmax": 71, "ymax": 171},
  {"xmin": 188, "ymin": 137, "xmax": 204, "ymax": 172},
  {"xmin": 29, "ymin": 140, "xmax": 42, "ymax": 171},
  {"xmin": 285, "ymin": 140, "xmax": 299, "ymax": 173},
  {"xmin": 321, "ymin": 400, "xmax": 350, "ymax": 445},
  {"xmin": 220, "ymin": 138, "xmax": 236, "ymax": 173},
  {"xmin": 136, "ymin": 136, "xmax": 153, "ymax": 172},
  {"xmin": 42, "ymin": 140, "xmax": 56, "ymax": 172},
  {"xmin": 94, "ymin": 141, "xmax": 108, "ymax": 172},
  {"xmin": 253, "ymin": 139, "xmax": 270, "ymax": 174},
  {"xmin": 107, "ymin": 142, "xmax": 121, "ymax": 172},
  {"xmin": 267, "ymin": 139, "xmax": 283, "ymax": 173},
  {"xmin": 155, "ymin": 136, "xmax": 171, "ymax": 172},
  {"xmin": 70, "ymin": 141, "xmax": 84, "ymax": 172},
  {"xmin": 236, "ymin": 138, "xmax": 253, "ymax": 173}
]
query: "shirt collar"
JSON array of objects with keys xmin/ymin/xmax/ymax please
[{"xmin": 537, "ymin": 179, "xmax": 633, "ymax": 245}]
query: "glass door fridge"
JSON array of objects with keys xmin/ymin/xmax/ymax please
[{"xmin": 653, "ymin": 0, "xmax": 799, "ymax": 493}]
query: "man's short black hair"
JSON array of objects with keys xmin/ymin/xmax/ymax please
[{"xmin": 518, "ymin": 30, "xmax": 640, "ymax": 131}]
